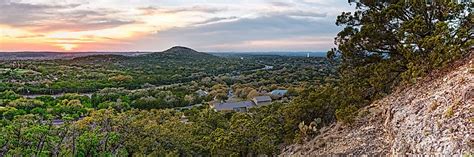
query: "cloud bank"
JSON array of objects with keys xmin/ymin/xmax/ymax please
[{"xmin": 0, "ymin": 0, "xmax": 353, "ymax": 51}]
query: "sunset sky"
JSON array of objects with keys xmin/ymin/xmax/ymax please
[{"xmin": 0, "ymin": 0, "xmax": 353, "ymax": 52}]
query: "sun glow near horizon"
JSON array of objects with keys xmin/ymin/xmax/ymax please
[
  {"xmin": 56, "ymin": 44, "xmax": 78, "ymax": 51},
  {"xmin": 0, "ymin": 0, "xmax": 353, "ymax": 52}
]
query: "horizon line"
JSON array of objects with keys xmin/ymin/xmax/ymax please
[{"xmin": 0, "ymin": 51, "xmax": 329, "ymax": 53}]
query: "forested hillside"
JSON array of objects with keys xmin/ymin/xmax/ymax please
[
  {"xmin": 282, "ymin": 53, "xmax": 473, "ymax": 155},
  {"xmin": 281, "ymin": 0, "xmax": 472, "ymax": 155}
]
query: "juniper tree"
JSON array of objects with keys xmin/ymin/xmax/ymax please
[
  {"xmin": 329, "ymin": 0, "xmax": 472, "ymax": 100},
  {"xmin": 323, "ymin": 0, "xmax": 473, "ymax": 123}
]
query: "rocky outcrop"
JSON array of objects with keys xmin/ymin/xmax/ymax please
[{"xmin": 281, "ymin": 55, "xmax": 473, "ymax": 156}]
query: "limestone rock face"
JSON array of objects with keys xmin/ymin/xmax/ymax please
[{"xmin": 281, "ymin": 55, "xmax": 473, "ymax": 156}]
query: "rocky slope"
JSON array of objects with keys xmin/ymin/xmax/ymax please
[{"xmin": 282, "ymin": 54, "xmax": 473, "ymax": 156}]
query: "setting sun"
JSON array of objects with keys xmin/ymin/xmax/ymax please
[{"xmin": 57, "ymin": 44, "xmax": 78, "ymax": 51}]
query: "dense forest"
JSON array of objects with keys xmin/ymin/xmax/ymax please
[{"xmin": 0, "ymin": 1, "xmax": 472, "ymax": 156}]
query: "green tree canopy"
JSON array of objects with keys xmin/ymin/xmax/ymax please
[{"xmin": 329, "ymin": 0, "xmax": 472, "ymax": 99}]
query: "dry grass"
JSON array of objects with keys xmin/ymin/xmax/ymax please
[
  {"xmin": 429, "ymin": 101, "xmax": 439, "ymax": 112},
  {"xmin": 444, "ymin": 106, "xmax": 454, "ymax": 118}
]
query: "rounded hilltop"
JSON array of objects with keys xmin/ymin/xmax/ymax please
[
  {"xmin": 163, "ymin": 46, "xmax": 199, "ymax": 54},
  {"xmin": 144, "ymin": 46, "xmax": 215, "ymax": 59},
  {"xmin": 161, "ymin": 46, "xmax": 208, "ymax": 55}
]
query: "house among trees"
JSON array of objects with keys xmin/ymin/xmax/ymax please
[
  {"xmin": 211, "ymin": 101, "xmax": 255, "ymax": 112},
  {"xmin": 211, "ymin": 95, "xmax": 274, "ymax": 112},
  {"xmin": 270, "ymin": 89, "xmax": 288, "ymax": 97},
  {"xmin": 252, "ymin": 96, "xmax": 272, "ymax": 106},
  {"xmin": 195, "ymin": 89, "xmax": 209, "ymax": 97}
]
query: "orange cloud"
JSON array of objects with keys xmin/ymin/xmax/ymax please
[
  {"xmin": 0, "ymin": 0, "xmax": 348, "ymax": 52},
  {"xmin": 0, "ymin": 22, "xmax": 151, "ymax": 51}
]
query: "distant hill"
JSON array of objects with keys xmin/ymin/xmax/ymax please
[
  {"xmin": 162, "ymin": 46, "xmax": 209, "ymax": 56},
  {"xmin": 60, "ymin": 46, "xmax": 258, "ymax": 81},
  {"xmin": 65, "ymin": 46, "xmax": 217, "ymax": 65},
  {"xmin": 0, "ymin": 46, "xmax": 215, "ymax": 61},
  {"xmin": 210, "ymin": 52, "xmax": 327, "ymax": 58},
  {"xmin": 281, "ymin": 54, "xmax": 474, "ymax": 155},
  {"xmin": 0, "ymin": 52, "xmax": 147, "ymax": 60},
  {"xmin": 0, "ymin": 48, "xmax": 326, "ymax": 60},
  {"xmin": 66, "ymin": 54, "xmax": 129, "ymax": 65},
  {"xmin": 140, "ymin": 46, "xmax": 217, "ymax": 59}
]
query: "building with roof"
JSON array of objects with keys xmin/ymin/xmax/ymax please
[
  {"xmin": 252, "ymin": 96, "xmax": 272, "ymax": 106},
  {"xmin": 271, "ymin": 90, "xmax": 288, "ymax": 97},
  {"xmin": 178, "ymin": 104, "xmax": 203, "ymax": 110},
  {"xmin": 195, "ymin": 89, "xmax": 209, "ymax": 97},
  {"xmin": 212, "ymin": 101, "xmax": 255, "ymax": 112}
]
